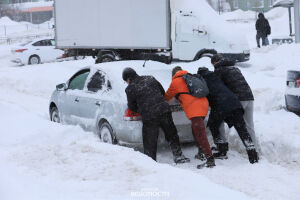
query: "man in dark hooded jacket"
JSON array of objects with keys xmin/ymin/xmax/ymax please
[
  {"xmin": 256, "ymin": 12, "xmax": 271, "ymax": 47},
  {"xmin": 211, "ymin": 54, "xmax": 259, "ymax": 151},
  {"xmin": 197, "ymin": 67, "xmax": 258, "ymax": 164},
  {"xmin": 123, "ymin": 67, "xmax": 190, "ymax": 163}
]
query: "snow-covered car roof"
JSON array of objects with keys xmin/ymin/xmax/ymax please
[{"xmin": 82, "ymin": 60, "xmax": 174, "ymax": 101}]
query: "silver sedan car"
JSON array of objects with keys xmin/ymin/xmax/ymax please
[{"xmin": 49, "ymin": 62, "xmax": 193, "ymax": 147}]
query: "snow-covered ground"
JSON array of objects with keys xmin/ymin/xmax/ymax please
[
  {"xmin": 1, "ymin": 3, "xmax": 300, "ymax": 200},
  {"xmin": 0, "ymin": 16, "xmax": 53, "ymax": 44}
]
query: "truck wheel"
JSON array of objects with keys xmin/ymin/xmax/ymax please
[
  {"xmin": 194, "ymin": 49, "xmax": 217, "ymax": 61},
  {"xmin": 95, "ymin": 54, "xmax": 115, "ymax": 64}
]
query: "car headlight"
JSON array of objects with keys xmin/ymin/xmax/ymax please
[{"xmin": 243, "ymin": 50, "xmax": 250, "ymax": 54}]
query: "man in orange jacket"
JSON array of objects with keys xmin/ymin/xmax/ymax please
[{"xmin": 165, "ymin": 66, "xmax": 215, "ymax": 168}]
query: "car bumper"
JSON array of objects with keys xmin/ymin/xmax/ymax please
[
  {"xmin": 221, "ymin": 52, "xmax": 250, "ymax": 62},
  {"xmin": 115, "ymin": 115, "xmax": 194, "ymax": 146},
  {"xmin": 11, "ymin": 58, "xmax": 23, "ymax": 64}
]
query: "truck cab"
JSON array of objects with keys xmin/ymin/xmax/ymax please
[{"xmin": 171, "ymin": 10, "xmax": 250, "ymax": 62}]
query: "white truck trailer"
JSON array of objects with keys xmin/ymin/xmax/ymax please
[{"xmin": 54, "ymin": 0, "xmax": 250, "ymax": 63}]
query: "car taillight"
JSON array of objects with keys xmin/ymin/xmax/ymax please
[
  {"xmin": 296, "ymin": 78, "xmax": 300, "ymax": 87},
  {"xmin": 62, "ymin": 53, "xmax": 66, "ymax": 58},
  {"xmin": 15, "ymin": 49, "xmax": 27, "ymax": 53},
  {"xmin": 123, "ymin": 109, "xmax": 141, "ymax": 121}
]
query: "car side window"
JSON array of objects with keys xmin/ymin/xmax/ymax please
[
  {"xmin": 33, "ymin": 40, "xmax": 51, "ymax": 46},
  {"xmin": 45, "ymin": 40, "xmax": 52, "ymax": 46},
  {"xmin": 87, "ymin": 71, "xmax": 106, "ymax": 92},
  {"xmin": 32, "ymin": 41, "xmax": 42, "ymax": 46},
  {"xmin": 68, "ymin": 70, "xmax": 90, "ymax": 90}
]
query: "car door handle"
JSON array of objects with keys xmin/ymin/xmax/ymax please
[
  {"xmin": 75, "ymin": 97, "xmax": 79, "ymax": 102},
  {"xmin": 95, "ymin": 101, "xmax": 101, "ymax": 106},
  {"xmin": 36, "ymin": 49, "xmax": 40, "ymax": 50}
]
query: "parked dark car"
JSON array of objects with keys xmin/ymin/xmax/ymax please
[{"xmin": 285, "ymin": 70, "xmax": 300, "ymax": 115}]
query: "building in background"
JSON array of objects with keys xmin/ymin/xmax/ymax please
[
  {"xmin": 228, "ymin": 0, "xmax": 276, "ymax": 12},
  {"xmin": 0, "ymin": 0, "xmax": 53, "ymax": 24},
  {"xmin": 207, "ymin": 0, "xmax": 277, "ymax": 13}
]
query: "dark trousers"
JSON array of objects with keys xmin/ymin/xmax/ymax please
[
  {"xmin": 142, "ymin": 112, "xmax": 182, "ymax": 161},
  {"xmin": 191, "ymin": 117, "xmax": 212, "ymax": 158},
  {"xmin": 256, "ymin": 33, "xmax": 267, "ymax": 47},
  {"xmin": 209, "ymin": 110, "xmax": 255, "ymax": 151}
]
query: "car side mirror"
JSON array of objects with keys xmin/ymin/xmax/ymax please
[{"xmin": 56, "ymin": 83, "xmax": 67, "ymax": 91}]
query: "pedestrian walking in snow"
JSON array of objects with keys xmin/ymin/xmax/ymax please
[
  {"xmin": 197, "ymin": 67, "xmax": 258, "ymax": 164},
  {"xmin": 256, "ymin": 12, "xmax": 271, "ymax": 48},
  {"xmin": 165, "ymin": 66, "xmax": 215, "ymax": 168},
  {"xmin": 212, "ymin": 54, "xmax": 259, "ymax": 151},
  {"xmin": 123, "ymin": 67, "xmax": 190, "ymax": 164}
]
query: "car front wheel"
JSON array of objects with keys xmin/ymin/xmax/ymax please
[{"xmin": 50, "ymin": 106, "xmax": 60, "ymax": 123}]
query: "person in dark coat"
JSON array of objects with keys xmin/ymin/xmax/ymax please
[
  {"xmin": 197, "ymin": 67, "xmax": 258, "ymax": 164},
  {"xmin": 256, "ymin": 12, "xmax": 271, "ymax": 47},
  {"xmin": 212, "ymin": 54, "xmax": 259, "ymax": 152},
  {"xmin": 123, "ymin": 67, "xmax": 190, "ymax": 163}
]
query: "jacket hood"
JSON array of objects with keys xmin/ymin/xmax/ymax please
[
  {"xmin": 214, "ymin": 59, "xmax": 235, "ymax": 69},
  {"xmin": 172, "ymin": 70, "xmax": 188, "ymax": 80},
  {"xmin": 258, "ymin": 13, "xmax": 264, "ymax": 19}
]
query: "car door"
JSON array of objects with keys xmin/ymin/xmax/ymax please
[
  {"xmin": 31, "ymin": 40, "xmax": 48, "ymax": 62},
  {"xmin": 31, "ymin": 39, "xmax": 57, "ymax": 62},
  {"xmin": 173, "ymin": 13, "xmax": 209, "ymax": 61},
  {"xmin": 59, "ymin": 69, "xmax": 90, "ymax": 125},
  {"xmin": 78, "ymin": 70, "xmax": 112, "ymax": 131}
]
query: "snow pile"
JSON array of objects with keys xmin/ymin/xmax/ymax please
[
  {"xmin": 222, "ymin": 7, "xmax": 288, "ymax": 22},
  {"xmin": 220, "ymin": 7, "xmax": 293, "ymax": 48},
  {"xmin": 242, "ymin": 44, "xmax": 300, "ymax": 164},
  {"xmin": 0, "ymin": 101, "xmax": 252, "ymax": 200},
  {"xmin": 0, "ymin": 16, "xmax": 20, "ymax": 26},
  {"xmin": 0, "ymin": 16, "xmax": 53, "ymax": 40}
]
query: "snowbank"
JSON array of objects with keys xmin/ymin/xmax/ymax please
[
  {"xmin": 0, "ymin": 101, "xmax": 252, "ymax": 200},
  {"xmin": 0, "ymin": 16, "xmax": 20, "ymax": 26},
  {"xmin": 222, "ymin": 7, "xmax": 288, "ymax": 22}
]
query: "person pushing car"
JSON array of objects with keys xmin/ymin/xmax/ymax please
[
  {"xmin": 165, "ymin": 66, "xmax": 215, "ymax": 168},
  {"xmin": 197, "ymin": 67, "xmax": 258, "ymax": 164},
  {"xmin": 122, "ymin": 67, "xmax": 190, "ymax": 164}
]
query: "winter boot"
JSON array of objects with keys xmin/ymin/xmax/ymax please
[
  {"xmin": 213, "ymin": 143, "xmax": 228, "ymax": 160},
  {"xmin": 169, "ymin": 140, "xmax": 190, "ymax": 164},
  {"xmin": 194, "ymin": 148, "xmax": 206, "ymax": 161},
  {"xmin": 247, "ymin": 149, "xmax": 259, "ymax": 164},
  {"xmin": 174, "ymin": 155, "xmax": 190, "ymax": 164},
  {"xmin": 197, "ymin": 156, "xmax": 216, "ymax": 169}
]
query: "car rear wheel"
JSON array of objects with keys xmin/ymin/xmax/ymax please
[
  {"xmin": 50, "ymin": 106, "xmax": 60, "ymax": 123},
  {"xmin": 28, "ymin": 55, "xmax": 40, "ymax": 65},
  {"xmin": 98, "ymin": 121, "xmax": 117, "ymax": 144}
]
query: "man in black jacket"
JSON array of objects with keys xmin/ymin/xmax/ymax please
[
  {"xmin": 197, "ymin": 67, "xmax": 258, "ymax": 164},
  {"xmin": 211, "ymin": 54, "xmax": 259, "ymax": 152},
  {"xmin": 256, "ymin": 12, "xmax": 271, "ymax": 47},
  {"xmin": 123, "ymin": 67, "xmax": 190, "ymax": 163}
]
